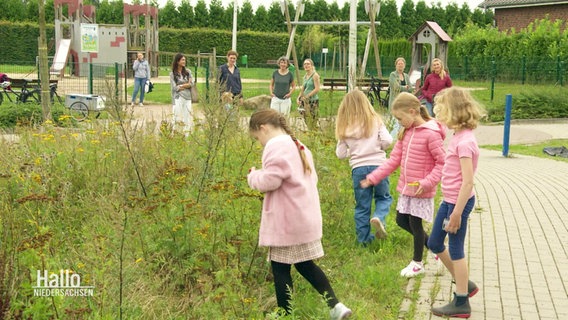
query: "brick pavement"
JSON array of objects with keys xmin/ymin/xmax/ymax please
[{"xmin": 400, "ymin": 148, "xmax": 568, "ymax": 319}]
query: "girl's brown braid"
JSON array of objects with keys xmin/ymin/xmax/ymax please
[
  {"xmin": 279, "ymin": 114, "xmax": 312, "ymax": 175},
  {"xmin": 249, "ymin": 109, "xmax": 312, "ymax": 175}
]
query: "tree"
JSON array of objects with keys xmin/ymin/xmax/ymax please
[
  {"xmin": 444, "ymin": 3, "xmax": 460, "ymax": 34},
  {"xmin": 0, "ymin": 0, "xmax": 26, "ymax": 21},
  {"xmin": 221, "ymin": 4, "xmax": 233, "ymax": 30},
  {"xmin": 458, "ymin": 3, "xmax": 472, "ymax": 31},
  {"xmin": 193, "ymin": 0, "xmax": 209, "ymax": 28},
  {"xmin": 45, "ymin": 0, "xmax": 56, "ymax": 25},
  {"xmin": 159, "ymin": 0, "xmax": 180, "ymax": 28},
  {"xmin": 177, "ymin": 0, "xmax": 195, "ymax": 29},
  {"xmin": 253, "ymin": 5, "xmax": 271, "ymax": 32},
  {"xmin": 321, "ymin": 1, "xmax": 345, "ymax": 39},
  {"xmin": 339, "ymin": 1, "xmax": 350, "ymax": 21},
  {"xmin": 239, "ymin": 1, "xmax": 255, "ymax": 31},
  {"xmin": 429, "ymin": 3, "xmax": 447, "ymax": 29},
  {"xmin": 414, "ymin": 1, "xmax": 430, "ymax": 26},
  {"xmin": 266, "ymin": 2, "xmax": 286, "ymax": 33},
  {"xmin": 300, "ymin": 25, "xmax": 326, "ymax": 58},
  {"xmin": 311, "ymin": 0, "xmax": 331, "ymax": 21},
  {"xmin": 328, "ymin": 2, "xmax": 341, "ymax": 21},
  {"xmin": 26, "ymin": 0, "xmax": 40, "ymax": 22},
  {"xmin": 400, "ymin": 0, "xmax": 418, "ymax": 38},
  {"xmin": 97, "ymin": 0, "xmax": 124, "ymax": 24},
  {"xmin": 208, "ymin": 0, "xmax": 225, "ymax": 29},
  {"xmin": 377, "ymin": 0, "xmax": 402, "ymax": 39}
]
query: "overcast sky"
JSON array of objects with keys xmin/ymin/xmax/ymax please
[{"xmin": 150, "ymin": 0, "xmax": 484, "ymax": 11}]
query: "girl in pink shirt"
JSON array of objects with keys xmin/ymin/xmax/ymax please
[
  {"xmin": 428, "ymin": 87, "xmax": 486, "ymax": 318},
  {"xmin": 360, "ymin": 92, "xmax": 446, "ymax": 278},
  {"xmin": 247, "ymin": 109, "xmax": 352, "ymax": 320},
  {"xmin": 335, "ymin": 89, "xmax": 393, "ymax": 245}
]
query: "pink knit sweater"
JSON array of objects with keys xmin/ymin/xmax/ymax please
[{"xmin": 247, "ymin": 135, "xmax": 322, "ymax": 247}]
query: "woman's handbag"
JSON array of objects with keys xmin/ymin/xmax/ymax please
[
  {"xmin": 145, "ymin": 80, "xmax": 154, "ymax": 93},
  {"xmin": 190, "ymin": 84, "xmax": 199, "ymax": 103}
]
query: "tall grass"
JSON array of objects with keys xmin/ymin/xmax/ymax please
[{"xmin": 0, "ymin": 91, "xmax": 418, "ymax": 319}]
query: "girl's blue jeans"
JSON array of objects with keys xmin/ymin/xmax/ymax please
[
  {"xmin": 352, "ymin": 165, "xmax": 392, "ymax": 244},
  {"xmin": 428, "ymin": 196, "xmax": 476, "ymax": 260},
  {"xmin": 131, "ymin": 77, "xmax": 146, "ymax": 103},
  {"xmin": 423, "ymin": 101, "xmax": 434, "ymax": 116}
]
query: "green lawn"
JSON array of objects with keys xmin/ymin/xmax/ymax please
[{"xmin": 483, "ymin": 139, "xmax": 568, "ymax": 163}]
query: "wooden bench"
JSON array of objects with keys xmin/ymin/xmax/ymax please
[
  {"xmin": 322, "ymin": 77, "xmax": 389, "ymax": 91},
  {"xmin": 267, "ymin": 59, "xmax": 296, "ymax": 66},
  {"xmin": 7, "ymin": 78, "xmax": 59, "ymax": 89}
]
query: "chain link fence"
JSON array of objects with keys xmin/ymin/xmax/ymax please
[{"xmin": 1, "ymin": 58, "xmax": 127, "ymax": 104}]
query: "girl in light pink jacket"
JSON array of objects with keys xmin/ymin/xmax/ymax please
[
  {"xmin": 361, "ymin": 92, "xmax": 446, "ymax": 278},
  {"xmin": 335, "ymin": 89, "xmax": 393, "ymax": 245},
  {"xmin": 247, "ymin": 109, "xmax": 352, "ymax": 320}
]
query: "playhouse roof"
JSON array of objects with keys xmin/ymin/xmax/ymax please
[{"xmin": 408, "ymin": 21, "xmax": 453, "ymax": 42}]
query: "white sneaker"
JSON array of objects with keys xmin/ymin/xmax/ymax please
[
  {"xmin": 433, "ymin": 254, "xmax": 444, "ymax": 275},
  {"xmin": 130, "ymin": 102, "xmax": 135, "ymax": 107},
  {"xmin": 139, "ymin": 103, "xmax": 144, "ymax": 107},
  {"xmin": 370, "ymin": 217, "xmax": 387, "ymax": 239},
  {"xmin": 400, "ymin": 260, "xmax": 424, "ymax": 278},
  {"xmin": 330, "ymin": 302, "xmax": 352, "ymax": 320}
]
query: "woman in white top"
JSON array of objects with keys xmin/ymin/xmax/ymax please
[{"xmin": 169, "ymin": 53, "xmax": 194, "ymax": 136}]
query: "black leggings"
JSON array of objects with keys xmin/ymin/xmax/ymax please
[
  {"xmin": 396, "ymin": 211, "xmax": 429, "ymax": 262},
  {"xmin": 271, "ymin": 260, "xmax": 338, "ymax": 314}
]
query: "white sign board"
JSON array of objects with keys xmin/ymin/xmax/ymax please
[{"xmin": 81, "ymin": 24, "xmax": 99, "ymax": 53}]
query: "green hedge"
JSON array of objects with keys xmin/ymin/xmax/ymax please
[
  {"xmin": 147, "ymin": 27, "xmax": 291, "ymax": 66},
  {"xmin": 0, "ymin": 21, "xmax": 55, "ymax": 63}
]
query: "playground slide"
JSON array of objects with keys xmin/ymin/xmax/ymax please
[{"xmin": 50, "ymin": 39, "xmax": 71, "ymax": 76}]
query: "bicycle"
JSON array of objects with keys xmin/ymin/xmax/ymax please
[
  {"xmin": 25, "ymin": 82, "xmax": 64, "ymax": 105},
  {"xmin": 0, "ymin": 79, "xmax": 63, "ymax": 105},
  {"xmin": 0, "ymin": 79, "xmax": 36, "ymax": 105},
  {"xmin": 366, "ymin": 75, "xmax": 389, "ymax": 109}
]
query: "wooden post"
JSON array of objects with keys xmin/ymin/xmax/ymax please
[
  {"xmin": 38, "ymin": 0, "xmax": 52, "ymax": 121},
  {"xmin": 284, "ymin": 1, "xmax": 303, "ymax": 87},
  {"xmin": 368, "ymin": 0, "xmax": 382, "ymax": 78}
]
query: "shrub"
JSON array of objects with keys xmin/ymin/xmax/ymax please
[
  {"xmin": 0, "ymin": 103, "xmax": 72, "ymax": 128},
  {"xmin": 0, "ymin": 103, "xmax": 43, "ymax": 128},
  {"xmin": 485, "ymin": 86, "xmax": 568, "ymax": 121}
]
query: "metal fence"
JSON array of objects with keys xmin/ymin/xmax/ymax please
[
  {"xmin": 332, "ymin": 55, "xmax": 567, "ymax": 85},
  {"xmin": 1, "ymin": 58, "xmax": 127, "ymax": 104},
  {"xmin": 1, "ymin": 54, "xmax": 564, "ymax": 104}
]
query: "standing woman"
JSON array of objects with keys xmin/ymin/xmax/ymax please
[
  {"xmin": 419, "ymin": 58, "xmax": 452, "ymax": 116},
  {"xmin": 170, "ymin": 53, "xmax": 194, "ymax": 135},
  {"xmin": 218, "ymin": 50, "xmax": 243, "ymax": 105},
  {"xmin": 131, "ymin": 52, "xmax": 150, "ymax": 107},
  {"xmin": 388, "ymin": 57, "xmax": 412, "ymax": 108},
  {"xmin": 296, "ymin": 59, "xmax": 320, "ymax": 129},
  {"xmin": 269, "ymin": 56, "xmax": 295, "ymax": 115}
]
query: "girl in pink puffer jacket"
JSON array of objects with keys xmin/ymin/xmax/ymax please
[{"xmin": 360, "ymin": 92, "xmax": 446, "ymax": 278}]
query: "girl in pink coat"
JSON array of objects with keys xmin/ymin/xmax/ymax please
[
  {"xmin": 360, "ymin": 92, "xmax": 446, "ymax": 278},
  {"xmin": 247, "ymin": 109, "xmax": 352, "ymax": 320}
]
